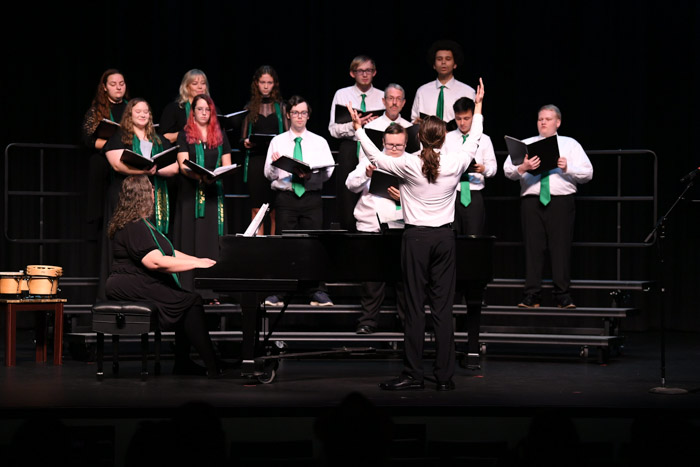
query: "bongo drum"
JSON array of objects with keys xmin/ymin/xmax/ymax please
[
  {"xmin": 0, "ymin": 272, "xmax": 24, "ymax": 298},
  {"xmin": 26, "ymin": 265, "xmax": 63, "ymax": 297}
]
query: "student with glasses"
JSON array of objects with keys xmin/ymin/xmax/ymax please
[
  {"xmin": 346, "ymin": 124, "xmax": 409, "ymax": 335},
  {"xmin": 328, "ymin": 55, "xmax": 385, "ymax": 231},
  {"xmin": 263, "ymin": 96, "xmax": 336, "ymax": 307}
]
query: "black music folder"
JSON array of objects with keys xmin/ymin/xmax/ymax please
[
  {"xmin": 364, "ymin": 124, "xmax": 420, "ymax": 154},
  {"xmin": 95, "ymin": 119, "xmax": 120, "ymax": 140},
  {"xmin": 419, "ymin": 112, "xmax": 457, "ymax": 132},
  {"xmin": 271, "ymin": 155, "xmax": 337, "ymax": 175},
  {"xmin": 218, "ymin": 109, "xmax": 249, "ymax": 132},
  {"xmin": 369, "ymin": 169, "xmax": 400, "ymax": 200},
  {"xmin": 249, "ymin": 133, "xmax": 276, "ymax": 146},
  {"xmin": 184, "ymin": 159, "xmax": 240, "ymax": 180},
  {"xmin": 504, "ymin": 135, "xmax": 560, "ymax": 175},
  {"xmin": 120, "ymin": 145, "xmax": 179, "ymax": 170},
  {"xmin": 334, "ymin": 105, "xmax": 384, "ymax": 124}
]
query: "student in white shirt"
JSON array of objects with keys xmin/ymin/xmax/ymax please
[
  {"xmin": 443, "ymin": 97, "xmax": 497, "ymax": 236},
  {"xmin": 350, "ymin": 78, "xmax": 485, "ymax": 392},
  {"xmin": 328, "ymin": 55, "xmax": 384, "ymax": 231},
  {"xmin": 410, "ymin": 40, "xmax": 476, "ymax": 128},
  {"xmin": 264, "ymin": 95, "xmax": 336, "ymax": 307},
  {"xmin": 503, "ymin": 105, "xmax": 593, "ymax": 309},
  {"xmin": 346, "ymin": 124, "xmax": 408, "ymax": 334}
]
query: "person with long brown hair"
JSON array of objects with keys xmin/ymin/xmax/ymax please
[
  {"xmin": 349, "ymin": 78, "xmax": 485, "ymax": 392},
  {"xmin": 241, "ymin": 65, "xmax": 289, "ymax": 235},
  {"xmin": 106, "ymin": 175, "xmax": 231, "ymax": 377},
  {"xmin": 174, "ymin": 94, "xmax": 233, "ymax": 300},
  {"xmin": 97, "ymin": 98, "xmax": 178, "ymax": 301},
  {"xmin": 81, "ymin": 69, "xmax": 129, "ymax": 230}
]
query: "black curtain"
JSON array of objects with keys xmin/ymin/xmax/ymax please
[{"xmin": 2, "ymin": 1, "xmax": 698, "ymax": 329}]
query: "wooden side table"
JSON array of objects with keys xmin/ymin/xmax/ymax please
[{"xmin": 1, "ymin": 298, "xmax": 65, "ymax": 366}]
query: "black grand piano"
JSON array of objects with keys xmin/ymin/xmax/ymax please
[{"xmin": 196, "ymin": 232, "xmax": 494, "ymax": 382}]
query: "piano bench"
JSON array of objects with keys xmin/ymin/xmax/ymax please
[{"xmin": 92, "ymin": 301, "xmax": 161, "ymax": 379}]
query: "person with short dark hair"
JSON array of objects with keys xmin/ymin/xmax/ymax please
[
  {"xmin": 264, "ymin": 96, "xmax": 336, "ymax": 307},
  {"xmin": 443, "ymin": 97, "xmax": 497, "ymax": 236},
  {"xmin": 346, "ymin": 124, "xmax": 409, "ymax": 334},
  {"xmin": 410, "ymin": 39, "xmax": 475, "ymax": 127}
]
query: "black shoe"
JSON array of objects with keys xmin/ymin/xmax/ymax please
[
  {"xmin": 173, "ymin": 359, "xmax": 207, "ymax": 376},
  {"xmin": 557, "ymin": 294, "xmax": 576, "ymax": 309},
  {"xmin": 436, "ymin": 379, "xmax": 456, "ymax": 391},
  {"xmin": 356, "ymin": 324, "xmax": 376, "ymax": 335},
  {"xmin": 518, "ymin": 294, "xmax": 541, "ymax": 308},
  {"xmin": 379, "ymin": 375, "xmax": 424, "ymax": 391}
]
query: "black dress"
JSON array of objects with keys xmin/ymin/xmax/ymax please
[
  {"xmin": 173, "ymin": 132, "xmax": 232, "ymax": 296},
  {"xmin": 158, "ymin": 100, "xmax": 188, "ymax": 138},
  {"xmin": 105, "ymin": 219, "xmax": 198, "ymax": 330},
  {"xmin": 242, "ymin": 99, "xmax": 287, "ymax": 207},
  {"xmin": 81, "ymin": 101, "xmax": 127, "ymax": 228},
  {"xmin": 97, "ymin": 131, "xmax": 172, "ymax": 301}
]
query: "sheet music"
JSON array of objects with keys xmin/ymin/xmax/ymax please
[{"xmin": 241, "ymin": 203, "xmax": 269, "ymax": 237}]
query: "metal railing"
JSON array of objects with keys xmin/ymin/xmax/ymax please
[{"xmin": 4, "ymin": 143, "xmax": 657, "ymax": 280}]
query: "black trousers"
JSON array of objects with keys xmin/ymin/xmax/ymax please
[
  {"xmin": 274, "ymin": 190, "xmax": 323, "ymax": 231},
  {"xmin": 401, "ymin": 225, "xmax": 456, "ymax": 383},
  {"xmin": 453, "ymin": 189, "xmax": 486, "ymax": 236},
  {"xmin": 334, "ymin": 139, "xmax": 361, "ymax": 231},
  {"xmin": 358, "ymin": 281, "xmax": 406, "ymax": 328},
  {"xmin": 273, "ymin": 190, "xmax": 326, "ymax": 296},
  {"xmin": 521, "ymin": 194, "xmax": 576, "ymax": 297}
]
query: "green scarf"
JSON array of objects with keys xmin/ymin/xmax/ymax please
[
  {"xmin": 132, "ymin": 135, "xmax": 169, "ymax": 234},
  {"xmin": 194, "ymin": 142, "xmax": 225, "ymax": 236},
  {"xmin": 142, "ymin": 218, "xmax": 181, "ymax": 288},
  {"xmin": 244, "ymin": 102, "xmax": 284, "ymax": 182}
]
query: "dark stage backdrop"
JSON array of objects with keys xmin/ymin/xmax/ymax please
[{"xmin": 2, "ymin": 1, "xmax": 698, "ymax": 330}]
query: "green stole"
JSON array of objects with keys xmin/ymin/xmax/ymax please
[
  {"xmin": 244, "ymin": 102, "xmax": 284, "ymax": 182},
  {"xmin": 142, "ymin": 218, "xmax": 181, "ymax": 288},
  {"xmin": 184, "ymin": 101, "xmax": 191, "ymax": 120},
  {"xmin": 194, "ymin": 142, "xmax": 225, "ymax": 236},
  {"xmin": 132, "ymin": 135, "xmax": 170, "ymax": 234}
]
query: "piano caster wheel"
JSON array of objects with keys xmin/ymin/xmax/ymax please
[
  {"xmin": 580, "ymin": 346, "xmax": 589, "ymax": 358},
  {"xmin": 257, "ymin": 360, "xmax": 279, "ymax": 384},
  {"xmin": 480, "ymin": 343, "xmax": 487, "ymax": 355}
]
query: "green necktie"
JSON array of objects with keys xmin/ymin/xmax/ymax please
[
  {"xmin": 356, "ymin": 94, "xmax": 367, "ymax": 158},
  {"xmin": 460, "ymin": 134, "xmax": 471, "ymax": 207},
  {"xmin": 540, "ymin": 171, "xmax": 551, "ymax": 205},
  {"xmin": 292, "ymin": 137, "xmax": 305, "ymax": 197},
  {"xmin": 436, "ymin": 85, "xmax": 446, "ymax": 120}
]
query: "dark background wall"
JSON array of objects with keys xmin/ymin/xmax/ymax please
[{"xmin": 2, "ymin": 1, "xmax": 698, "ymax": 329}]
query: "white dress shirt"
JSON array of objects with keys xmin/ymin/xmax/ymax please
[
  {"xmin": 346, "ymin": 151, "xmax": 404, "ymax": 233},
  {"xmin": 410, "ymin": 77, "xmax": 476, "ymax": 123},
  {"xmin": 443, "ymin": 130, "xmax": 497, "ymax": 191},
  {"xmin": 503, "ymin": 134, "xmax": 593, "ymax": 196},
  {"xmin": 357, "ymin": 114, "xmax": 483, "ymax": 227},
  {"xmin": 264, "ymin": 129, "xmax": 335, "ymax": 192},
  {"xmin": 328, "ymin": 85, "xmax": 385, "ymax": 140}
]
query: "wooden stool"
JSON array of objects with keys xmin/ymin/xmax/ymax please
[
  {"xmin": 92, "ymin": 301, "xmax": 161, "ymax": 379},
  {"xmin": 2, "ymin": 298, "xmax": 65, "ymax": 366}
]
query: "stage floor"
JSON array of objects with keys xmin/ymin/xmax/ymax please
[{"xmin": 1, "ymin": 330, "xmax": 699, "ymax": 466}]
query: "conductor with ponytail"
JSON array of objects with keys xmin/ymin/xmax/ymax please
[{"xmin": 350, "ymin": 78, "xmax": 485, "ymax": 391}]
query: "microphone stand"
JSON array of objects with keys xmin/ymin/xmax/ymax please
[{"xmin": 644, "ymin": 179, "xmax": 694, "ymax": 395}]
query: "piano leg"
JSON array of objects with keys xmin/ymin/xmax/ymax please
[
  {"xmin": 240, "ymin": 292, "xmax": 263, "ymax": 378},
  {"xmin": 462, "ymin": 282, "xmax": 484, "ymax": 370}
]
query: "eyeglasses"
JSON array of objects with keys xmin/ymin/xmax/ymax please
[
  {"xmin": 290, "ymin": 111, "xmax": 309, "ymax": 117},
  {"xmin": 354, "ymin": 68, "xmax": 375, "ymax": 75},
  {"xmin": 384, "ymin": 143, "xmax": 406, "ymax": 150},
  {"xmin": 385, "ymin": 96, "xmax": 405, "ymax": 103}
]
